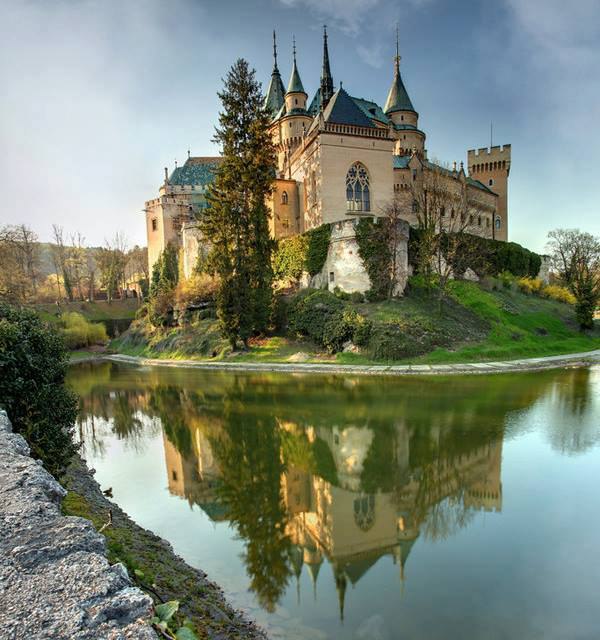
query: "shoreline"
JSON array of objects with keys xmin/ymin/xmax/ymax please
[{"xmin": 71, "ymin": 349, "xmax": 600, "ymax": 375}]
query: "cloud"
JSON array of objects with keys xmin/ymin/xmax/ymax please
[
  {"xmin": 356, "ymin": 42, "xmax": 386, "ymax": 68},
  {"xmin": 278, "ymin": 0, "xmax": 380, "ymax": 34}
]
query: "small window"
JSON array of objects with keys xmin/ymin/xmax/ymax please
[
  {"xmin": 488, "ymin": 179, "xmax": 494, "ymax": 186},
  {"xmin": 440, "ymin": 207, "xmax": 446, "ymax": 217},
  {"xmin": 295, "ymin": 98, "xmax": 298, "ymax": 105},
  {"xmin": 412, "ymin": 200, "xmax": 419, "ymax": 213},
  {"xmin": 401, "ymin": 115, "xmax": 404, "ymax": 121},
  {"xmin": 172, "ymin": 471, "xmax": 178, "ymax": 481},
  {"xmin": 469, "ymin": 214, "xmax": 474, "ymax": 225},
  {"xmin": 486, "ymin": 217, "xmax": 491, "ymax": 228},
  {"xmin": 281, "ymin": 190, "xmax": 288, "ymax": 205},
  {"xmin": 495, "ymin": 217, "xmax": 502, "ymax": 230},
  {"xmin": 451, "ymin": 209, "xmax": 455, "ymax": 219},
  {"xmin": 412, "ymin": 169, "xmax": 417, "ymax": 181},
  {"xmin": 478, "ymin": 215, "xmax": 482, "ymax": 226},
  {"xmin": 329, "ymin": 271, "xmax": 335, "ymax": 283},
  {"xmin": 151, "ymin": 218, "xmax": 158, "ymax": 231}
]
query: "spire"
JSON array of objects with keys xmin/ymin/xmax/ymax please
[
  {"xmin": 264, "ymin": 30, "xmax": 286, "ymax": 114},
  {"xmin": 384, "ymin": 27, "xmax": 415, "ymax": 114},
  {"xmin": 286, "ymin": 36, "xmax": 306, "ymax": 94},
  {"xmin": 320, "ymin": 25, "xmax": 334, "ymax": 109},
  {"xmin": 334, "ymin": 567, "xmax": 347, "ymax": 622}
]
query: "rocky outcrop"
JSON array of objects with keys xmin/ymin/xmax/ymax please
[{"xmin": 0, "ymin": 410, "xmax": 157, "ymax": 640}]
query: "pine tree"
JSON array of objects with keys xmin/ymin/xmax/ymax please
[{"xmin": 201, "ymin": 59, "xmax": 276, "ymax": 349}]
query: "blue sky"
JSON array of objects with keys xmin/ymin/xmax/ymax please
[{"xmin": 0, "ymin": 0, "xmax": 598, "ymax": 252}]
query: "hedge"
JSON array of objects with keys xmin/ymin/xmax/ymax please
[{"xmin": 409, "ymin": 229, "xmax": 542, "ymax": 279}]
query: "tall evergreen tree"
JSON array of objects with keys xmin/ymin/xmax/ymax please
[{"xmin": 200, "ymin": 59, "xmax": 276, "ymax": 349}]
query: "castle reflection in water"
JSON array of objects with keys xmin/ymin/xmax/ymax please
[{"xmin": 161, "ymin": 409, "xmax": 502, "ymax": 618}]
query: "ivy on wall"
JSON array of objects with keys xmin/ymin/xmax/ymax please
[
  {"xmin": 355, "ymin": 218, "xmax": 394, "ymax": 300},
  {"xmin": 273, "ymin": 223, "xmax": 332, "ymax": 281}
]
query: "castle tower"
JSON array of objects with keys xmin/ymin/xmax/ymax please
[
  {"xmin": 467, "ymin": 144, "xmax": 511, "ymax": 241},
  {"xmin": 264, "ymin": 30, "xmax": 285, "ymax": 115},
  {"xmin": 285, "ymin": 38, "xmax": 308, "ymax": 113},
  {"xmin": 384, "ymin": 29, "xmax": 425, "ymax": 155}
]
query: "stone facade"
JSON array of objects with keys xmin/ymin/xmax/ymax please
[{"xmin": 144, "ymin": 30, "xmax": 511, "ymax": 293}]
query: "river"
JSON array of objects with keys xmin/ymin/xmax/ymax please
[{"xmin": 67, "ymin": 362, "xmax": 600, "ymax": 640}]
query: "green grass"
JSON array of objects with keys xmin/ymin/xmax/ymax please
[
  {"xmin": 109, "ymin": 282, "xmax": 600, "ymax": 366},
  {"xmin": 34, "ymin": 299, "xmax": 140, "ymax": 322}
]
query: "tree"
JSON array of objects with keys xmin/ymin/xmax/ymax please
[
  {"xmin": 96, "ymin": 233, "xmax": 128, "ymax": 303},
  {"xmin": 126, "ymin": 245, "xmax": 149, "ymax": 297},
  {"xmin": 52, "ymin": 224, "xmax": 74, "ymax": 301},
  {"xmin": 0, "ymin": 303, "xmax": 79, "ymax": 476},
  {"xmin": 411, "ymin": 162, "xmax": 489, "ymax": 306},
  {"xmin": 0, "ymin": 224, "xmax": 40, "ymax": 302},
  {"xmin": 547, "ymin": 228, "xmax": 600, "ymax": 329},
  {"xmin": 199, "ymin": 58, "xmax": 276, "ymax": 349}
]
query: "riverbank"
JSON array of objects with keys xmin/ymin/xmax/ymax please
[
  {"xmin": 0, "ymin": 410, "xmax": 155, "ymax": 639},
  {"xmin": 0, "ymin": 409, "xmax": 266, "ymax": 640},
  {"xmin": 71, "ymin": 349, "xmax": 600, "ymax": 376},
  {"xmin": 63, "ymin": 456, "xmax": 267, "ymax": 639}
]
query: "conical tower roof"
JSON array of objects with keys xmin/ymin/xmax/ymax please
[
  {"xmin": 264, "ymin": 30, "xmax": 285, "ymax": 114},
  {"xmin": 286, "ymin": 37, "xmax": 306, "ymax": 94},
  {"xmin": 384, "ymin": 34, "xmax": 415, "ymax": 114}
]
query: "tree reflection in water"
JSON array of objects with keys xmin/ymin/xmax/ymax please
[{"xmin": 68, "ymin": 362, "xmax": 600, "ymax": 615}]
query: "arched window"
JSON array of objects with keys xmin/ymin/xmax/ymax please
[
  {"xmin": 345, "ymin": 162, "xmax": 370, "ymax": 212},
  {"xmin": 353, "ymin": 494, "xmax": 375, "ymax": 531},
  {"xmin": 281, "ymin": 190, "xmax": 288, "ymax": 205},
  {"xmin": 495, "ymin": 216, "xmax": 502, "ymax": 230}
]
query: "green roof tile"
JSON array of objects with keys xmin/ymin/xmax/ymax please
[{"xmin": 169, "ymin": 157, "xmax": 221, "ymax": 186}]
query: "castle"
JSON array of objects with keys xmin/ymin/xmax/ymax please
[{"xmin": 145, "ymin": 29, "xmax": 511, "ymax": 292}]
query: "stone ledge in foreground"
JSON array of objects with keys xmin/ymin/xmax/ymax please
[{"xmin": 0, "ymin": 410, "xmax": 157, "ymax": 640}]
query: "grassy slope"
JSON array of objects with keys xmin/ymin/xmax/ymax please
[
  {"xmin": 112, "ymin": 282, "xmax": 600, "ymax": 365},
  {"xmin": 34, "ymin": 299, "xmax": 139, "ymax": 323}
]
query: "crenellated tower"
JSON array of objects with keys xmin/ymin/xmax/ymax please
[
  {"xmin": 468, "ymin": 144, "xmax": 511, "ymax": 241},
  {"xmin": 384, "ymin": 30, "xmax": 426, "ymax": 156}
]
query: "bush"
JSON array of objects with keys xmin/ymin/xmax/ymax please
[
  {"xmin": 175, "ymin": 272, "xmax": 219, "ymax": 307},
  {"xmin": 288, "ymin": 289, "xmax": 371, "ymax": 353},
  {"xmin": 542, "ymin": 284, "xmax": 576, "ymax": 305},
  {"xmin": 148, "ymin": 287, "xmax": 176, "ymax": 327},
  {"xmin": 516, "ymin": 277, "xmax": 544, "ymax": 295},
  {"xmin": 368, "ymin": 319, "xmax": 442, "ymax": 361},
  {"xmin": 288, "ymin": 289, "xmax": 343, "ymax": 345},
  {"xmin": 0, "ymin": 303, "xmax": 78, "ymax": 477},
  {"xmin": 60, "ymin": 312, "xmax": 109, "ymax": 350}
]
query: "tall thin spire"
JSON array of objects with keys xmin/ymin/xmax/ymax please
[
  {"xmin": 320, "ymin": 25, "xmax": 334, "ymax": 109},
  {"xmin": 264, "ymin": 29, "xmax": 286, "ymax": 115}
]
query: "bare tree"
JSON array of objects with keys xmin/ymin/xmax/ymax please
[
  {"xmin": 547, "ymin": 228, "xmax": 600, "ymax": 329},
  {"xmin": 52, "ymin": 225, "xmax": 74, "ymax": 301},
  {"xmin": 97, "ymin": 233, "xmax": 128, "ymax": 303},
  {"xmin": 0, "ymin": 224, "xmax": 40, "ymax": 302},
  {"xmin": 411, "ymin": 162, "xmax": 491, "ymax": 305}
]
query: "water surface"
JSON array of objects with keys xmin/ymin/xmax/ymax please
[{"xmin": 68, "ymin": 362, "xmax": 600, "ymax": 640}]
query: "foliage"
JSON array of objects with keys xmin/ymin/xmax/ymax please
[
  {"xmin": 59, "ymin": 311, "xmax": 109, "ymax": 349},
  {"xmin": 95, "ymin": 233, "xmax": 128, "ymax": 303},
  {"xmin": 547, "ymin": 228, "xmax": 600, "ymax": 330},
  {"xmin": 542, "ymin": 284, "xmax": 576, "ymax": 305},
  {"xmin": 272, "ymin": 234, "xmax": 308, "ymax": 281},
  {"xmin": 355, "ymin": 217, "xmax": 394, "ymax": 300},
  {"xmin": 148, "ymin": 287, "xmax": 176, "ymax": 327},
  {"xmin": 199, "ymin": 59, "xmax": 276, "ymax": 348},
  {"xmin": 0, "ymin": 303, "xmax": 78, "ymax": 476},
  {"xmin": 368, "ymin": 320, "xmax": 443, "ymax": 360},
  {"xmin": 0, "ymin": 224, "xmax": 40, "ymax": 303},
  {"xmin": 304, "ymin": 224, "xmax": 332, "ymax": 276},
  {"xmin": 175, "ymin": 272, "xmax": 219, "ymax": 307},
  {"xmin": 288, "ymin": 289, "xmax": 372, "ymax": 353},
  {"xmin": 150, "ymin": 244, "xmax": 179, "ymax": 298}
]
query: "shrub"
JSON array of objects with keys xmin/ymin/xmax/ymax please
[
  {"xmin": 148, "ymin": 287, "xmax": 176, "ymax": 327},
  {"xmin": 517, "ymin": 277, "xmax": 544, "ymax": 295},
  {"xmin": 368, "ymin": 319, "xmax": 442, "ymax": 361},
  {"xmin": 60, "ymin": 312, "xmax": 109, "ymax": 350},
  {"xmin": 350, "ymin": 291, "xmax": 365, "ymax": 303},
  {"xmin": 322, "ymin": 309, "xmax": 371, "ymax": 353},
  {"xmin": 0, "ymin": 303, "xmax": 78, "ymax": 477},
  {"xmin": 542, "ymin": 284, "xmax": 576, "ymax": 305},
  {"xmin": 498, "ymin": 270, "xmax": 516, "ymax": 289},
  {"xmin": 355, "ymin": 217, "xmax": 394, "ymax": 300},
  {"xmin": 288, "ymin": 289, "xmax": 343, "ymax": 345},
  {"xmin": 175, "ymin": 272, "xmax": 219, "ymax": 307}
]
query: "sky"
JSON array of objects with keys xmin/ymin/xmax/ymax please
[{"xmin": 0, "ymin": 0, "xmax": 599, "ymax": 253}]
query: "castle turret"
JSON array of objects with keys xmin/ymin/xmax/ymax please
[
  {"xmin": 384, "ymin": 31, "xmax": 425, "ymax": 155},
  {"xmin": 285, "ymin": 37, "xmax": 308, "ymax": 113},
  {"xmin": 264, "ymin": 30, "xmax": 285, "ymax": 116},
  {"xmin": 468, "ymin": 144, "xmax": 511, "ymax": 241}
]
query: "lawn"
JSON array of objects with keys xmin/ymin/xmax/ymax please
[{"xmin": 109, "ymin": 282, "xmax": 600, "ymax": 366}]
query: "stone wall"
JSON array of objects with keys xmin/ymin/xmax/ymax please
[{"xmin": 0, "ymin": 411, "xmax": 157, "ymax": 640}]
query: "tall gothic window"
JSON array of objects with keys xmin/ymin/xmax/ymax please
[
  {"xmin": 345, "ymin": 162, "xmax": 370, "ymax": 212},
  {"xmin": 281, "ymin": 190, "xmax": 288, "ymax": 205}
]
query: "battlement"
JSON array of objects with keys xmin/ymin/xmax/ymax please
[{"xmin": 467, "ymin": 144, "xmax": 511, "ymax": 161}]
